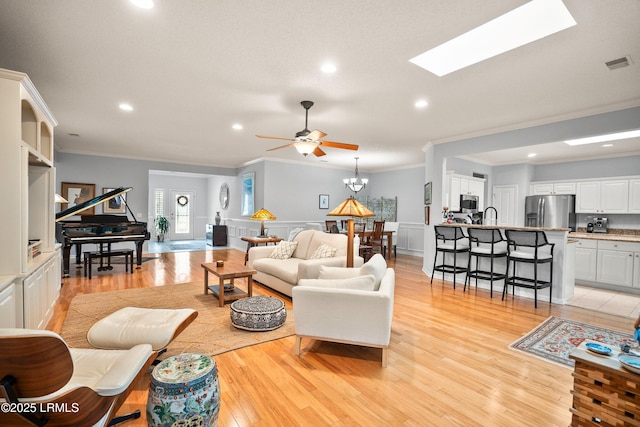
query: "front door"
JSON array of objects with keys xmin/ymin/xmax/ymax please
[{"xmin": 169, "ymin": 190, "xmax": 195, "ymax": 240}]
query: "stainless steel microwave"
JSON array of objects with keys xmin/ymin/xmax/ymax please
[{"xmin": 459, "ymin": 194, "xmax": 479, "ymax": 213}]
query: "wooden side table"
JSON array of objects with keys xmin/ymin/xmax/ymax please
[
  {"xmin": 202, "ymin": 263, "xmax": 256, "ymax": 307},
  {"xmin": 240, "ymin": 236, "xmax": 283, "ymax": 264},
  {"xmin": 569, "ymin": 340, "xmax": 639, "ymax": 426}
]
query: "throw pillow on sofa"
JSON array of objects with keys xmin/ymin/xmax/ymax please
[
  {"xmin": 318, "ymin": 265, "xmax": 362, "ymax": 280},
  {"xmin": 298, "ymin": 274, "xmax": 377, "ymax": 291},
  {"xmin": 360, "ymin": 254, "xmax": 387, "ymax": 291},
  {"xmin": 269, "ymin": 240, "xmax": 298, "ymax": 260},
  {"xmin": 318, "ymin": 253, "xmax": 387, "ymax": 291},
  {"xmin": 310, "ymin": 243, "xmax": 337, "ymax": 259}
]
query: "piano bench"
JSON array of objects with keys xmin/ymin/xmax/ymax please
[{"xmin": 84, "ymin": 249, "xmax": 134, "ymax": 279}]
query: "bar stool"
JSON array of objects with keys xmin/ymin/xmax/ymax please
[
  {"xmin": 431, "ymin": 226, "xmax": 470, "ymax": 289},
  {"xmin": 464, "ymin": 228, "xmax": 507, "ymax": 298},
  {"xmin": 502, "ymin": 230, "xmax": 555, "ymax": 308}
]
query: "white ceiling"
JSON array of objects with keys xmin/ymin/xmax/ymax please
[{"xmin": 1, "ymin": 0, "xmax": 639, "ymax": 172}]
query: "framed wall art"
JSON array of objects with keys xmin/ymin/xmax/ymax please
[
  {"xmin": 241, "ymin": 172, "xmax": 255, "ymax": 216},
  {"xmin": 319, "ymin": 194, "xmax": 329, "ymax": 209},
  {"xmin": 102, "ymin": 187, "xmax": 127, "ymax": 214},
  {"xmin": 424, "ymin": 182, "xmax": 432, "ymax": 205},
  {"xmin": 61, "ymin": 182, "xmax": 96, "ymax": 215},
  {"xmin": 425, "ymin": 205, "xmax": 430, "ymax": 225}
]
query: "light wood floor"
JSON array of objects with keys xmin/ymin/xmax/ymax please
[{"xmin": 48, "ymin": 249, "xmax": 633, "ymax": 427}]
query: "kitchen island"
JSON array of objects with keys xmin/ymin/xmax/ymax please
[{"xmin": 432, "ymin": 223, "xmax": 575, "ymax": 304}]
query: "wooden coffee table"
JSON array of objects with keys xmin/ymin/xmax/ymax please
[{"xmin": 202, "ymin": 263, "xmax": 256, "ymax": 307}]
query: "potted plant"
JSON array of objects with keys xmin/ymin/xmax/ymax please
[{"xmin": 155, "ymin": 215, "xmax": 170, "ymax": 241}]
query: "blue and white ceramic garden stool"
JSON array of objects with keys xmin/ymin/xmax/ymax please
[{"xmin": 147, "ymin": 352, "xmax": 220, "ymax": 427}]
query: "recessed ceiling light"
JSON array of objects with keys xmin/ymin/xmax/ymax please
[
  {"xmin": 130, "ymin": 0, "xmax": 154, "ymax": 9},
  {"xmin": 232, "ymin": 123, "xmax": 243, "ymax": 130},
  {"xmin": 321, "ymin": 63, "xmax": 337, "ymax": 73},
  {"xmin": 527, "ymin": 153, "xmax": 537, "ymax": 158},
  {"xmin": 564, "ymin": 129, "xmax": 640, "ymax": 146},
  {"xmin": 414, "ymin": 99, "xmax": 429, "ymax": 108},
  {"xmin": 119, "ymin": 103, "xmax": 133, "ymax": 112},
  {"xmin": 409, "ymin": 0, "xmax": 576, "ymax": 76},
  {"xmin": 602, "ymin": 144, "xmax": 613, "ymax": 147}
]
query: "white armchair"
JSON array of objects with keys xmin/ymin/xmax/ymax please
[{"xmin": 292, "ymin": 254, "xmax": 395, "ymax": 367}]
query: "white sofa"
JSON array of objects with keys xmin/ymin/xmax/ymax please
[
  {"xmin": 248, "ymin": 229, "xmax": 363, "ymax": 297},
  {"xmin": 292, "ymin": 254, "xmax": 395, "ymax": 367}
]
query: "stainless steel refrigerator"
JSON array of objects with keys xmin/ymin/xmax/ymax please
[{"xmin": 524, "ymin": 194, "xmax": 576, "ymax": 231}]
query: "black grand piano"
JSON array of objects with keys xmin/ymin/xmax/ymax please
[{"xmin": 55, "ymin": 187, "xmax": 150, "ymax": 277}]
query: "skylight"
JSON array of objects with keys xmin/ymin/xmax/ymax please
[
  {"xmin": 564, "ymin": 130, "xmax": 640, "ymax": 146},
  {"xmin": 409, "ymin": 0, "xmax": 576, "ymax": 76}
]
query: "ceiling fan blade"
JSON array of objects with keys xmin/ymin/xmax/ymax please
[
  {"xmin": 256, "ymin": 134, "xmax": 296, "ymax": 142},
  {"xmin": 313, "ymin": 147, "xmax": 327, "ymax": 157},
  {"xmin": 307, "ymin": 129, "xmax": 327, "ymax": 141},
  {"xmin": 267, "ymin": 143, "xmax": 295, "ymax": 151},
  {"xmin": 319, "ymin": 140, "xmax": 359, "ymax": 151}
]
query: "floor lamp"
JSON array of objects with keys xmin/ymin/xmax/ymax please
[{"xmin": 327, "ymin": 197, "xmax": 374, "ymax": 267}]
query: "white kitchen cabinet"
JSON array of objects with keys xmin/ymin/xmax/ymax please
[
  {"xmin": 446, "ymin": 173, "xmax": 485, "ymax": 212},
  {"xmin": 629, "ymin": 179, "xmax": 640, "ymax": 214},
  {"xmin": 596, "ymin": 240, "xmax": 637, "ymax": 288},
  {"xmin": 601, "ymin": 180, "xmax": 629, "ymax": 213},
  {"xmin": 574, "ymin": 239, "xmax": 597, "ymax": 282},
  {"xmin": 576, "ymin": 179, "xmax": 629, "ymax": 213},
  {"xmin": 530, "ymin": 181, "xmax": 576, "ymax": 195}
]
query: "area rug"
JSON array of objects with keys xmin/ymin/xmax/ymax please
[
  {"xmin": 60, "ymin": 282, "xmax": 295, "ymax": 358},
  {"xmin": 509, "ymin": 316, "xmax": 634, "ymax": 368}
]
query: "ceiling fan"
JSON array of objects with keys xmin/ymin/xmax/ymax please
[{"xmin": 256, "ymin": 100, "xmax": 359, "ymax": 157}]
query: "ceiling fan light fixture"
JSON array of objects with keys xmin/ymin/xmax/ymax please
[{"xmin": 294, "ymin": 141, "xmax": 317, "ymax": 156}]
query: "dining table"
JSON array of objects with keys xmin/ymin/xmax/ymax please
[{"xmin": 342, "ymin": 229, "xmax": 395, "ymax": 259}]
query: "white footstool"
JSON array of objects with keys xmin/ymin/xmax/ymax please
[{"xmin": 87, "ymin": 307, "xmax": 198, "ymax": 351}]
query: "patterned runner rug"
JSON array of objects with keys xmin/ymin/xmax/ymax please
[{"xmin": 509, "ymin": 316, "xmax": 634, "ymax": 368}]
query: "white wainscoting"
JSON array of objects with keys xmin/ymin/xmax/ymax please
[{"xmin": 224, "ymin": 219, "xmax": 424, "ymax": 257}]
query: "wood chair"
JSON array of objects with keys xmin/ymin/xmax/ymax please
[
  {"xmin": 369, "ymin": 220, "xmax": 385, "ymax": 257},
  {"xmin": 325, "ymin": 220, "xmax": 338, "ymax": 232},
  {"xmin": 382, "ymin": 221, "xmax": 399, "ymax": 257},
  {"xmin": 354, "ymin": 222, "xmax": 373, "ymax": 261},
  {"xmin": 0, "ymin": 329, "xmax": 156, "ymax": 427}
]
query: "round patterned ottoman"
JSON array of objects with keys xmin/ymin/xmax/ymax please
[
  {"xmin": 230, "ymin": 296, "xmax": 287, "ymax": 331},
  {"xmin": 146, "ymin": 353, "xmax": 220, "ymax": 427}
]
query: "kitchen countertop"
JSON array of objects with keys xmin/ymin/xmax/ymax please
[
  {"xmin": 438, "ymin": 223, "xmax": 571, "ymax": 232},
  {"xmin": 568, "ymin": 232, "xmax": 640, "ymax": 243}
]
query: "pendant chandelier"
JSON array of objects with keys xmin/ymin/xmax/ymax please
[{"xmin": 343, "ymin": 157, "xmax": 368, "ymax": 194}]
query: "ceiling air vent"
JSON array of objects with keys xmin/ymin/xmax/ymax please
[{"xmin": 605, "ymin": 56, "xmax": 631, "ymax": 70}]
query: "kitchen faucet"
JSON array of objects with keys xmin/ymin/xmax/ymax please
[{"xmin": 484, "ymin": 206, "xmax": 498, "ymax": 225}]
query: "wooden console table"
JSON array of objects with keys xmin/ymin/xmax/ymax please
[
  {"xmin": 240, "ymin": 236, "xmax": 282, "ymax": 264},
  {"xmin": 569, "ymin": 340, "xmax": 639, "ymax": 426}
]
